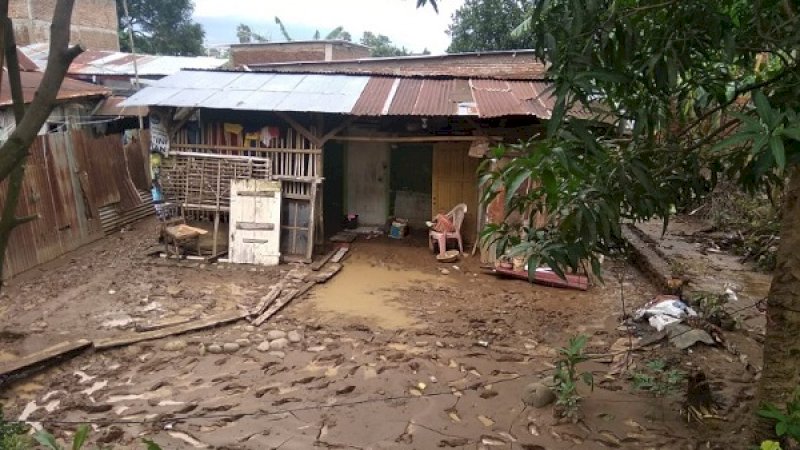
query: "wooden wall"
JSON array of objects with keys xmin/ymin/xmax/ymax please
[{"xmin": 432, "ymin": 142, "xmax": 481, "ymax": 244}]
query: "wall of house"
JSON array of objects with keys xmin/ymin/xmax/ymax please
[
  {"xmin": 0, "ymin": 102, "xmax": 96, "ymax": 141},
  {"xmin": 9, "ymin": 0, "xmax": 119, "ymax": 50},
  {"xmin": 230, "ymin": 41, "xmax": 370, "ymax": 67}
]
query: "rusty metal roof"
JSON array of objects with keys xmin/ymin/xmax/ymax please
[
  {"xmin": 94, "ymin": 95, "xmax": 148, "ymax": 117},
  {"xmin": 248, "ymin": 50, "xmax": 548, "ymax": 80},
  {"xmin": 125, "ymin": 70, "xmax": 562, "ymax": 119},
  {"xmin": 20, "ymin": 44, "xmax": 226, "ymax": 77},
  {"xmin": 0, "ymin": 68, "xmax": 109, "ymax": 107}
]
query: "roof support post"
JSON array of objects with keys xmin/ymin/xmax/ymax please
[{"xmin": 276, "ymin": 112, "xmax": 321, "ymax": 148}]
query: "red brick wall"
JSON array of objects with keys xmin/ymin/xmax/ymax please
[
  {"xmin": 231, "ymin": 42, "xmax": 370, "ymax": 67},
  {"xmin": 10, "ymin": 0, "xmax": 119, "ymax": 51}
]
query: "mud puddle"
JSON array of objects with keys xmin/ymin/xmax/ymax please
[{"xmin": 309, "ymin": 255, "xmax": 447, "ymax": 329}]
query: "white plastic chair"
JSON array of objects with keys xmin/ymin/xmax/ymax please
[{"xmin": 428, "ymin": 203, "xmax": 467, "ymax": 256}]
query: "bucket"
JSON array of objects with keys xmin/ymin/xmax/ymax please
[{"xmin": 389, "ymin": 221, "xmax": 407, "ymax": 239}]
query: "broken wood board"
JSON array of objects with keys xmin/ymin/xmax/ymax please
[
  {"xmin": 250, "ymin": 283, "xmax": 283, "ymax": 317},
  {"xmin": 309, "ymin": 263, "xmax": 342, "ymax": 283},
  {"xmin": 135, "ymin": 316, "xmax": 195, "ymax": 332},
  {"xmin": 311, "ymin": 249, "xmax": 338, "ymax": 271},
  {"xmin": 95, "ymin": 310, "xmax": 248, "ymax": 350},
  {"xmin": 253, "ymin": 281, "xmax": 315, "ymax": 326},
  {"xmin": 0, "ymin": 339, "xmax": 92, "ymax": 380},
  {"xmin": 330, "ymin": 246, "xmax": 349, "ymax": 263}
]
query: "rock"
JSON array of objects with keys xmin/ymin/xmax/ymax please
[
  {"xmin": 162, "ymin": 340, "xmax": 187, "ymax": 352},
  {"xmin": 244, "ymin": 325, "xmax": 256, "ymax": 332},
  {"xmin": 522, "ymin": 382, "xmax": 556, "ymax": 408},
  {"xmin": 267, "ymin": 330, "xmax": 287, "ymax": 340},
  {"xmin": 666, "ymin": 323, "xmax": 715, "ymax": 350},
  {"xmin": 269, "ymin": 338, "xmax": 289, "ymax": 350},
  {"xmin": 440, "ymin": 269, "xmax": 450, "ymax": 275},
  {"xmin": 207, "ymin": 344, "xmax": 223, "ymax": 354},
  {"xmin": 307, "ymin": 345, "xmax": 326, "ymax": 353},
  {"xmin": 197, "ymin": 343, "xmax": 206, "ymax": 356},
  {"xmin": 268, "ymin": 351, "xmax": 286, "ymax": 358},
  {"xmin": 287, "ymin": 330, "xmax": 303, "ymax": 343},
  {"xmin": 223, "ymin": 343, "xmax": 240, "ymax": 353},
  {"xmin": 257, "ymin": 341, "xmax": 271, "ymax": 352},
  {"xmin": 235, "ymin": 338, "xmax": 251, "ymax": 347}
]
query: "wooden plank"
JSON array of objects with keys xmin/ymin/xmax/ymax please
[
  {"xmin": 135, "ymin": 317, "xmax": 194, "ymax": 332},
  {"xmin": 94, "ymin": 310, "xmax": 248, "ymax": 350},
  {"xmin": 253, "ymin": 281, "xmax": 315, "ymax": 326},
  {"xmin": 332, "ymin": 135, "xmax": 501, "ymax": 143},
  {"xmin": 330, "ymin": 246, "xmax": 349, "ymax": 263},
  {"xmin": 250, "ymin": 284, "xmax": 283, "ymax": 316},
  {"xmin": 238, "ymin": 191, "xmax": 276, "ymax": 197},
  {"xmin": 310, "ymin": 262, "xmax": 342, "ymax": 283},
  {"xmin": 311, "ymin": 248, "xmax": 338, "ymax": 271},
  {"xmin": 236, "ymin": 222, "xmax": 276, "ymax": 231},
  {"xmin": 0, "ymin": 340, "xmax": 92, "ymax": 379}
]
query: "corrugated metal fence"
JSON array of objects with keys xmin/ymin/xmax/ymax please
[{"xmin": 2, "ymin": 129, "xmax": 152, "ymax": 279}]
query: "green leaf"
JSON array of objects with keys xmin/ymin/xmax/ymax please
[
  {"xmin": 710, "ymin": 131, "xmax": 756, "ymax": 152},
  {"xmin": 71, "ymin": 425, "xmax": 89, "ymax": 450},
  {"xmin": 143, "ymin": 439, "xmax": 164, "ymax": 450},
  {"xmin": 753, "ymin": 90, "xmax": 775, "ymax": 127},
  {"xmin": 34, "ymin": 431, "xmax": 61, "ymax": 450},
  {"xmin": 760, "ymin": 440, "xmax": 782, "ymax": 450},
  {"xmin": 781, "ymin": 127, "xmax": 800, "ymax": 142},
  {"xmin": 769, "ymin": 136, "xmax": 786, "ymax": 170},
  {"xmin": 776, "ymin": 420, "xmax": 788, "ymax": 436},
  {"xmin": 527, "ymin": 255, "xmax": 541, "ymax": 283}
]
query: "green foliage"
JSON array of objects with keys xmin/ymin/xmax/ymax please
[
  {"xmin": 34, "ymin": 425, "xmax": 89, "ymax": 450},
  {"xmin": 447, "ymin": 0, "xmax": 534, "ymax": 52},
  {"xmin": 325, "ymin": 26, "xmax": 352, "ymax": 42},
  {"xmin": 273, "ymin": 17, "xmax": 293, "ymax": 41},
  {"xmin": 758, "ymin": 388, "xmax": 800, "ymax": 442},
  {"xmin": 236, "ymin": 24, "xmax": 268, "ymax": 44},
  {"xmin": 482, "ymin": 0, "xmax": 800, "ymax": 282},
  {"xmin": 1, "ymin": 406, "xmax": 32, "ymax": 450},
  {"xmin": 142, "ymin": 439, "xmax": 163, "ymax": 450},
  {"xmin": 631, "ymin": 359, "xmax": 686, "ymax": 396},
  {"xmin": 117, "ymin": 0, "xmax": 205, "ymax": 56},
  {"xmin": 360, "ymin": 32, "xmax": 410, "ymax": 57},
  {"xmin": 552, "ymin": 335, "xmax": 594, "ymax": 419},
  {"xmin": 760, "ymin": 440, "xmax": 782, "ymax": 450}
]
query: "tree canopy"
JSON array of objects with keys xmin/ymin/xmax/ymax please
[
  {"xmin": 237, "ymin": 24, "xmax": 268, "ymax": 44},
  {"xmin": 360, "ymin": 32, "xmax": 411, "ymax": 57},
  {"xmin": 477, "ymin": 0, "xmax": 798, "ymax": 442},
  {"xmin": 117, "ymin": 0, "xmax": 205, "ymax": 56},
  {"xmin": 447, "ymin": 0, "xmax": 534, "ymax": 53}
]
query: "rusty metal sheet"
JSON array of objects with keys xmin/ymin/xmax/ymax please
[
  {"xmin": 414, "ymin": 79, "xmax": 457, "ymax": 116},
  {"xmin": 471, "ymin": 79, "xmax": 525, "ymax": 118},
  {"xmin": 387, "ymin": 78, "xmax": 423, "ymax": 115},
  {"xmin": 351, "ymin": 77, "xmax": 395, "ymax": 116}
]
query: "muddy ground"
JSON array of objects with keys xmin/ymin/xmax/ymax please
[{"xmin": 0, "ymin": 217, "xmax": 770, "ymax": 449}]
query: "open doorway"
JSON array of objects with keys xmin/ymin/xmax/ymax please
[{"xmin": 389, "ymin": 144, "xmax": 432, "ymax": 228}]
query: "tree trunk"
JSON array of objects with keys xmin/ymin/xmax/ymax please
[{"xmin": 754, "ymin": 165, "xmax": 800, "ymax": 442}]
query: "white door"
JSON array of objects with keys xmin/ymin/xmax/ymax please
[
  {"xmin": 229, "ymin": 179, "xmax": 282, "ymax": 265},
  {"xmin": 346, "ymin": 142, "xmax": 388, "ymax": 226}
]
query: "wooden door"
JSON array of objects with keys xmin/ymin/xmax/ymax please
[
  {"xmin": 346, "ymin": 141, "xmax": 389, "ymax": 226},
  {"xmin": 229, "ymin": 179, "xmax": 282, "ymax": 265},
  {"xmin": 432, "ymin": 143, "xmax": 481, "ymax": 244}
]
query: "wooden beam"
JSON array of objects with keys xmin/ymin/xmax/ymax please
[
  {"xmin": 331, "ymin": 135, "xmax": 501, "ymax": 143},
  {"xmin": 252, "ymin": 281, "xmax": 315, "ymax": 326},
  {"xmin": 0, "ymin": 340, "xmax": 92, "ymax": 380},
  {"xmin": 94, "ymin": 310, "xmax": 247, "ymax": 350},
  {"xmin": 311, "ymin": 248, "xmax": 338, "ymax": 271},
  {"xmin": 276, "ymin": 112, "xmax": 320, "ymax": 147},
  {"xmin": 318, "ymin": 117, "xmax": 355, "ymax": 147}
]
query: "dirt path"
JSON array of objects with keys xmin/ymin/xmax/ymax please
[{"xmin": 0, "ymin": 218, "xmax": 770, "ymax": 449}]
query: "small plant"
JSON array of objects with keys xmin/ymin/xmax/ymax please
[
  {"xmin": 631, "ymin": 359, "xmax": 686, "ymax": 396},
  {"xmin": 759, "ymin": 440, "xmax": 782, "ymax": 450},
  {"xmin": 35, "ymin": 425, "xmax": 90, "ymax": 450},
  {"xmin": 552, "ymin": 334, "xmax": 593, "ymax": 420},
  {"xmin": 689, "ymin": 292, "xmax": 736, "ymax": 330},
  {"xmin": 1, "ymin": 405, "xmax": 33, "ymax": 450},
  {"xmin": 758, "ymin": 387, "xmax": 800, "ymax": 444}
]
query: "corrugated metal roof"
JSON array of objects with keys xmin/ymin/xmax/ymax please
[
  {"xmin": 124, "ymin": 70, "xmax": 563, "ymax": 119},
  {"xmin": 20, "ymin": 44, "xmax": 227, "ymax": 76},
  {"xmin": 124, "ymin": 71, "xmax": 369, "ymax": 114},
  {"xmin": 0, "ymin": 68, "xmax": 109, "ymax": 107},
  {"xmin": 94, "ymin": 95, "xmax": 148, "ymax": 117}
]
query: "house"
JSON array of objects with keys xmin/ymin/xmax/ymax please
[
  {"xmin": 0, "ymin": 52, "xmax": 110, "ymax": 141},
  {"xmin": 122, "ymin": 51, "xmax": 564, "ymax": 263},
  {"xmin": 9, "ymin": 0, "xmax": 120, "ymax": 51}
]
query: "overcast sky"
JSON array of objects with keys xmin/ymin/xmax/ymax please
[{"xmin": 193, "ymin": 0, "xmax": 465, "ymax": 54}]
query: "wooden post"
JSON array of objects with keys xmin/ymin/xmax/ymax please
[{"xmin": 212, "ymin": 159, "xmax": 221, "ymax": 257}]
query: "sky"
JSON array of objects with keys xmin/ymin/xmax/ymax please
[{"xmin": 192, "ymin": 0, "xmax": 465, "ymax": 54}]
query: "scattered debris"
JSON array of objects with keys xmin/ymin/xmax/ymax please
[
  {"xmin": 666, "ymin": 323, "xmax": 715, "ymax": 350},
  {"xmin": 633, "ymin": 295, "xmax": 697, "ymax": 331},
  {"xmin": 0, "ymin": 340, "xmax": 92, "ymax": 382},
  {"xmin": 521, "ymin": 382, "xmax": 556, "ymax": 408}
]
